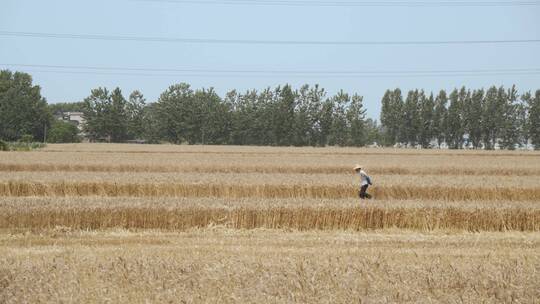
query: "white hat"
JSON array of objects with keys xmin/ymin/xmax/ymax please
[{"xmin": 353, "ymin": 164, "xmax": 362, "ymax": 171}]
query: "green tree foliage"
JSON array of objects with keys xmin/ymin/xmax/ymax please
[
  {"xmin": 419, "ymin": 93, "xmax": 435, "ymax": 148},
  {"xmin": 463, "ymin": 89, "xmax": 483, "ymax": 148},
  {"xmin": 520, "ymin": 92, "xmax": 533, "ymax": 145},
  {"xmin": 140, "ymin": 103, "xmax": 162, "ymax": 144},
  {"xmin": 432, "ymin": 90, "xmax": 448, "ymax": 147},
  {"xmin": 347, "ymin": 94, "xmax": 367, "ymax": 146},
  {"xmin": 0, "ymin": 70, "xmax": 51, "ymax": 141},
  {"xmin": 273, "ymin": 85, "xmax": 296, "ymax": 145},
  {"xmin": 379, "ymin": 85, "xmax": 536, "ymax": 150},
  {"xmin": 527, "ymin": 90, "xmax": 540, "ymax": 149},
  {"xmin": 379, "ymin": 90, "xmax": 393, "ymax": 145},
  {"xmin": 194, "ymin": 88, "xmax": 231, "ymax": 145},
  {"xmin": 292, "ymin": 85, "xmax": 313, "ymax": 146},
  {"xmin": 446, "ymin": 88, "xmax": 465, "ymax": 149},
  {"xmin": 403, "ymin": 90, "xmax": 422, "ymax": 146},
  {"xmin": 364, "ymin": 118, "xmax": 383, "ymax": 146},
  {"xmin": 108, "ymin": 88, "xmax": 129, "ymax": 142},
  {"xmin": 306, "ymin": 85, "xmax": 327, "ymax": 146},
  {"xmin": 318, "ymin": 99, "xmax": 334, "ymax": 147},
  {"xmin": 516, "ymin": 98, "xmax": 529, "ymax": 146},
  {"xmin": 82, "ymin": 88, "xmax": 109, "ymax": 141},
  {"xmin": 328, "ymin": 90, "xmax": 349, "ymax": 146},
  {"xmin": 227, "ymin": 89, "xmax": 269, "ymax": 145},
  {"xmin": 292, "ymin": 85, "xmax": 326, "ymax": 146},
  {"xmin": 155, "ymin": 84, "xmax": 231, "ymax": 145},
  {"xmin": 82, "ymin": 87, "xmax": 142, "ymax": 142},
  {"xmin": 126, "ymin": 91, "xmax": 146, "ymax": 140},
  {"xmin": 154, "ymin": 83, "xmax": 370, "ymax": 146},
  {"xmin": 47, "ymin": 120, "xmax": 80, "ymax": 143},
  {"xmin": 481, "ymin": 87, "xmax": 499, "ymax": 150},
  {"xmin": 499, "ymin": 85, "xmax": 520, "ymax": 150},
  {"xmin": 154, "ymin": 83, "xmax": 196, "ymax": 144},
  {"xmin": 380, "ymin": 89, "xmax": 404, "ymax": 145},
  {"xmin": 5, "ymin": 69, "xmax": 537, "ymax": 150}
]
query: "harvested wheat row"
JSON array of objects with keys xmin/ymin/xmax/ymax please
[
  {"xmin": 3, "ymin": 196, "xmax": 540, "ymax": 211},
  {"xmin": 2, "ymin": 163, "xmax": 540, "ymax": 176},
  {"xmin": 2, "ymin": 207, "xmax": 538, "ymax": 231},
  {"xmin": 40, "ymin": 145, "xmax": 540, "ymax": 157},
  {"xmin": 1, "ymin": 181, "xmax": 540, "ymax": 201}
]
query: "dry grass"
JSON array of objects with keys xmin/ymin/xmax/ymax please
[{"xmin": 1, "ymin": 229, "xmax": 539, "ymax": 303}]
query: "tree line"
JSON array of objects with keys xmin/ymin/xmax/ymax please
[
  {"xmin": 1, "ymin": 69, "xmax": 540, "ymax": 149},
  {"xmin": 81, "ymin": 83, "xmax": 378, "ymax": 146},
  {"xmin": 380, "ymin": 86, "xmax": 540, "ymax": 149}
]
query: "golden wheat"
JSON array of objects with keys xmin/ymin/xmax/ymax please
[
  {"xmin": 1, "ymin": 229, "xmax": 539, "ymax": 303},
  {"xmin": 5, "ymin": 144, "xmax": 540, "ymax": 174},
  {"xmin": 2, "ymin": 206, "xmax": 538, "ymax": 231},
  {"xmin": 3, "ymin": 172, "xmax": 540, "ymax": 190},
  {"xmin": 3, "ymin": 196, "xmax": 538, "ymax": 211},
  {"xmin": 1, "ymin": 181, "xmax": 539, "ymax": 201},
  {"xmin": 3, "ymin": 162, "xmax": 540, "ymax": 176},
  {"xmin": 2, "ymin": 144, "xmax": 540, "ymax": 303},
  {"xmin": 41, "ymin": 143, "xmax": 540, "ymax": 157}
]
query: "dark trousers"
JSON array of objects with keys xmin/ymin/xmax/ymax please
[{"xmin": 359, "ymin": 185, "xmax": 371, "ymax": 199}]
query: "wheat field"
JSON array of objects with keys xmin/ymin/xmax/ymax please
[{"xmin": 1, "ymin": 144, "xmax": 539, "ymax": 303}]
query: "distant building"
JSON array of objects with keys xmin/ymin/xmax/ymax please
[{"xmin": 57, "ymin": 112, "xmax": 85, "ymax": 131}]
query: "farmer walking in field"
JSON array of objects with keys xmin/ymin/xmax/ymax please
[{"xmin": 354, "ymin": 164, "xmax": 372, "ymax": 199}]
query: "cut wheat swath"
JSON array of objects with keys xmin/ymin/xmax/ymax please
[
  {"xmin": 1, "ymin": 181, "xmax": 539, "ymax": 201},
  {"xmin": 2, "ymin": 207, "xmax": 538, "ymax": 232},
  {"xmin": 3, "ymin": 163, "xmax": 540, "ymax": 176}
]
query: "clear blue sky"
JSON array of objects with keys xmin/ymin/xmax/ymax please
[{"xmin": 1, "ymin": 0, "xmax": 539, "ymax": 119}]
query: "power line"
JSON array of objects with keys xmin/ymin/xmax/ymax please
[
  {"xmin": 16, "ymin": 69, "xmax": 540, "ymax": 78},
  {"xmin": 133, "ymin": 0, "xmax": 540, "ymax": 7},
  {"xmin": 1, "ymin": 31, "xmax": 539, "ymax": 46},
  {"xmin": 4, "ymin": 63, "xmax": 540, "ymax": 74},
  {"xmin": 2, "ymin": 63, "xmax": 540, "ymax": 78}
]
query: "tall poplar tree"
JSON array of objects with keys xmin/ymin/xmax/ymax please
[
  {"xmin": 347, "ymin": 94, "xmax": 367, "ymax": 146},
  {"xmin": 464, "ymin": 89, "xmax": 484, "ymax": 148},
  {"xmin": 446, "ymin": 88, "xmax": 465, "ymax": 149},
  {"xmin": 527, "ymin": 90, "xmax": 540, "ymax": 149},
  {"xmin": 380, "ymin": 90, "xmax": 395, "ymax": 145},
  {"xmin": 499, "ymin": 85, "xmax": 520, "ymax": 150},
  {"xmin": 433, "ymin": 90, "xmax": 448, "ymax": 147},
  {"xmin": 305, "ymin": 85, "xmax": 326, "ymax": 146},
  {"xmin": 328, "ymin": 90, "xmax": 349, "ymax": 146},
  {"xmin": 274, "ymin": 85, "xmax": 295, "ymax": 146},
  {"xmin": 126, "ymin": 91, "xmax": 146, "ymax": 140},
  {"xmin": 293, "ymin": 85, "xmax": 313, "ymax": 146},
  {"xmin": 380, "ymin": 88, "xmax": 404, "ymax": 145},
  {"xmin": 403, "ymin": 90, "xmax": 422, "ymax": 145},
  {"xmin": 481, "ymin": 86, "xmax": 500, "ymax": 149},
  {"xmin": 108, "ymin": 88, "xmax": 129, "ymax": 142},
  {"xmin": 419, "ymin": 92, "xmax": 435, "ymax": 148}
]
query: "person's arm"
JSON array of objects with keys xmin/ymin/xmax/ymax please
[{"xmin": 367, "ymin": 175, "xmax": 373, "ymax": 185}]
